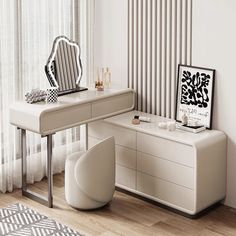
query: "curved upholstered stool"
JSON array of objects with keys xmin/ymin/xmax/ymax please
[{"xmin": 65, "ymin": 136, "xmax": 115, "ymax": 210}]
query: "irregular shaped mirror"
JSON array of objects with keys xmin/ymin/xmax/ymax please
[{"xmin": 45, "ymin": 36, "xmax": 87, "ymax": 96}]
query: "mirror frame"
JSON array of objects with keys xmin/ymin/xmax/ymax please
[{"xmin": 45, "ymin": 35, "xmax": 83, "ymax": 90}]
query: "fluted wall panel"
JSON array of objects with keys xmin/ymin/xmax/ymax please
[{"xmin": 128, "ymin": 0, "xmax": 192, "ymax": 118}]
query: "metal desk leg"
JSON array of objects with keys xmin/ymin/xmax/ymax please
[
  {"xmin": 21, "ymin": 129, "xmax": 27, "ymax": 191},
  {"xmin": 20, "ymin": 128, "xmax": 54, "ymax": 208},
  {"xmin": 47, "ymin": 134, "xmax": 53, "ymax": 207},
  {"xmin": 85, "ymin": 123, "xmax": 88, "ymax": 150}
]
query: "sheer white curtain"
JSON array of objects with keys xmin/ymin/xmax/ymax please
[{"xmin": 0, "ymin": 0, "xmax": 84, "ymax": 193}]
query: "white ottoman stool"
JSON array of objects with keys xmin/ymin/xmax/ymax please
[{"xmin": 65, "ymin": 136, "xmax": 115, "ymax": 209}]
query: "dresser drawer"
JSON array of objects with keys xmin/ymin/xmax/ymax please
[
  {"xmin": 137, "ymin": 133, "xmax": 194, "ymax": 167},
  {"xmin": 137, "ymin": 172, "xmax": 194, "ymax": 211},
  {"xmin": 116, "ymin": 165, "xmax": 136, "ymax": 189},
  {"xmin": 137, "ymin": 152, "xmax": 194, "ymax": 189},
  {"xmin": 88, "ymin": 121, "xmax": 136, "ymax": 149},
  {"xmin": 116, "ymin": 145, "xmax": 136, "ymax": 169},
  {"xmin": 88, "ymin": 136, "xmax": 136, "ymax": 169}
]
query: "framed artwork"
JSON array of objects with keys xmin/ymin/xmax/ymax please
[{"xmin": 175, "ymin": 64, "xmax": 215, "ymax": 129}]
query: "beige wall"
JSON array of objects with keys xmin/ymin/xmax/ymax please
[
  {"xmin": 192, "ymin": 0, "xmax": 236, "ymax": 208},
  {"xmin": 94, "ymin": 0, "xmax": 128, "ymax": 89}
]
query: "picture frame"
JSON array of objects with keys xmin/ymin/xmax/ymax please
[{"xmin": 175, "ymin": 64, "xmax": 215, "ymax": 129}]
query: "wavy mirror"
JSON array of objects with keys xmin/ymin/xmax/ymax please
[{"xmin": 45, "ymin": 36, "xmax": 87, "ymax": 96}]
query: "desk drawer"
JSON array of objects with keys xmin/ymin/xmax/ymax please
[
  {"xmin": 137, "ymin": 172, "xmax": 194, "ymax": 211},
  {"xmin": 92, "ymin": 93, "xmax": 134, "ymax": 118},
  {"xmin": 41, "ymin": 104, "xmax": 91, "ymax": 133},
  {"xmin": 137, "ymin": 133, "xmax": 194, "ymax": 167},
  {"xmin": 88, "ymin": 121, "xmax": 136, "ymax": 149},
  {"xmin": 137, "ymin": 152, "xmax": 194, "ymax": 189}
]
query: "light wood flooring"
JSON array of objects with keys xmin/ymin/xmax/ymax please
[{"xmin": 0, "ymin": 173, "xmax": 236, "ymax": 236}]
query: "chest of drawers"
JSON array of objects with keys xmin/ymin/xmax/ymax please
[{"xmin": 88, "ymin": 111, "xmax": 227, "ymax": 216}]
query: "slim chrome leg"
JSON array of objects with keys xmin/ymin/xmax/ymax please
[
  {"xmin": 47, "ymin": 134, "xmax": 53, "ymax": 208},
  {"xmin": 19, "ymin": 128, "xmax": 54, "ymax": 208},
  {"xmin": 21, "ymin": 129, "xmax": 27, "ymax": 191},
  {"xmin": 85, "ymin": 123, "xmax": 88, "ymax": 150}
]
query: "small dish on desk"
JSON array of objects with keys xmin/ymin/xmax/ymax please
[{"xmin": 177, "ymin": 123, "xmax": 206, "ymax": 133}]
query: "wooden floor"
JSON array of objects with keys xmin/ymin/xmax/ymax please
[{"xmin": 0, "ymin": 174, "xmax": 236, "ymax": 236}]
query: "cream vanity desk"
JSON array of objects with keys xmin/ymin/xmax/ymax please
[
  {"xmin": 88, "ymin": 111, "xmax": 227, "ymax": 217},
  {"xmin": 9, "ymin": 88, "xmax": 135, "ymax": 207}
]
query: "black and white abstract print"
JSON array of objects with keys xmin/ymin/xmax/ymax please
[
  {"xmin": 176, "ymin": 65, "xmax": 215, "ymax": 129},
  {"xmin": 180, "ymin": 70, "xmax": 210, "ymax": 108}
]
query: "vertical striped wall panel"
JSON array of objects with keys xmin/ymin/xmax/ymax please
[{"xmin": 128, "ymin": 0, "xmax": 192, "ymax": 118}]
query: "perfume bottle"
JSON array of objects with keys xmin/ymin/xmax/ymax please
[
  {"xmin": 104, "ymin": 67, "xmax": 111, "ymax": 88},
  {"xmin": 102, "ymin": 67, "xmax": 105, "ymax": 85},
  {"xmin": 103, "ymin": 67, "xmax": 108, "ymax": 88},
  {"xmin": 95, "ymin": 68, "xmax": 104, "ymax": 91},
  {"xmin": 107, "ymin": 68, "xmax": 111, "ymax": 88},
  {"xmin": 181, "ymin": 112, "xmax": 188, "ymax": 125},
  {"xmin": 132, "ymin": 115, "xmax": 140, "ymax": 125}
]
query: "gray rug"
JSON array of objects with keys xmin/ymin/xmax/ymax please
[{"xmin": 0, "ymin": 203, "xmax": 82, "ymax": 236}]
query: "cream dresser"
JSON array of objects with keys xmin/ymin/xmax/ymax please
[{"xmin": 88, "ymin": 111, "xmax": 227, "ymax": 216}]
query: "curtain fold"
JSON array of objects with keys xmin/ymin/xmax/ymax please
[{"xmin": 0, "ymin": 0, "xmax": 82, "ymax": 193}]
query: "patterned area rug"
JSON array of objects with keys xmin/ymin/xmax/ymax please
[{"xmin": 0, "ymin": 203, "xmax": 82, "ymax": 236}]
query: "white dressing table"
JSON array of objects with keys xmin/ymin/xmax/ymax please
[{"xmin": 9, "ymin": 88, "xmax": 135, "ymax": 207}]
